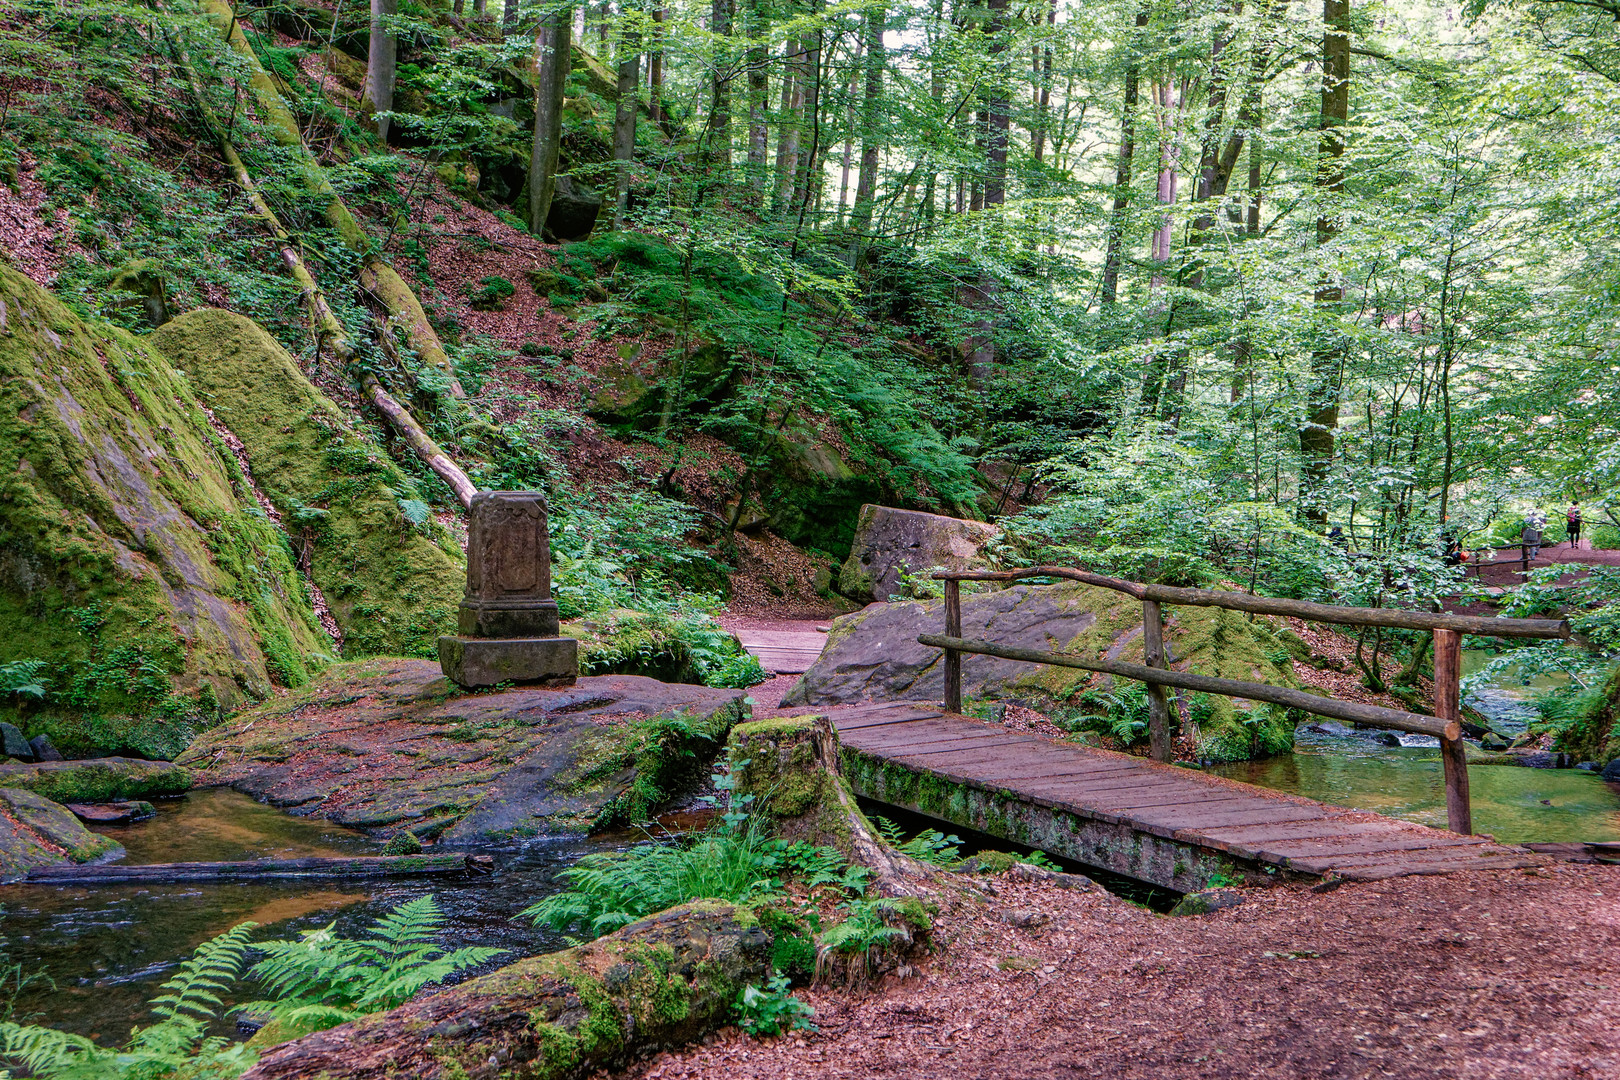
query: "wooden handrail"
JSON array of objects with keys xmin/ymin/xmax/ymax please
[
  {"xmin": 923, "ymin": 565, "xmax": 1516, "ymax": 834},
  {"xmin": 917, "ymin": 633, "xmax": 1462, "ymax": 742},
  {"xmin": 930, "ymin": 567, "xmax": 1569, "ymax": 639}
]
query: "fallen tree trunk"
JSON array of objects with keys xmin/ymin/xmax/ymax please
[
  {"xmin": 198, "ymin": 0, "xmax": 466, "ymax": 399},
  {"xmin": 241, "ymin": 903, "xmax": 769, "ymax": 1080},
  {"xmin": 25, "ymin": 853, "xmax": 491, "ymax": 884},
  {"xmin": 169, "ymin": 29, "xmax": 477, "ymax": 509}
]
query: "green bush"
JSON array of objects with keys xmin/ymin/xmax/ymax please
[
  {"xmin": 464, "ymin": 275, "xmax": 515, "ymax": 310},
  {"xmin": 1592, "ymin": 525, "xmax": 1620, "ymax": 550}
]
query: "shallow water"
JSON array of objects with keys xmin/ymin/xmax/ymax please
[
  {"xmin": 1208, "ymin": 650, "xmax": 1620, "ymax": 843},
  {"xmin": 1, "ymin": 790, "xmax": 582, "ymax": 1036}
]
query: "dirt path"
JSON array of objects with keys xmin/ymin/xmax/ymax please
[{"xmin": 632, "ymin": 864, "xmax": 1620, "ymax": 1080}]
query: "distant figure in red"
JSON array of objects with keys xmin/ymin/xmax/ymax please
[{"xmin": 1568, "ymin": 504, "xmax": 1583, "ymax": 549}]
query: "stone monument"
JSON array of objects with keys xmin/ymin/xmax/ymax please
[{"xmin": 439, "ymin": 491, "xmax": 579, "ymax": 688}]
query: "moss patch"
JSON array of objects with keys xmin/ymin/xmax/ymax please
[
  {"xmin": 0, "ymin": 758, "xmax": 191, "ymax": 803},
  {"xmin": 150, "ymin": 309, "xmax": 463, "ymax": 659},
  {"xmin": 0, "ymin": 265, "xmax": 330, "ymax": 757}
]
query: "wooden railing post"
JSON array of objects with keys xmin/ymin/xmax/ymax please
[
  {"xmin": 944, "ymin": 578, "xmax": 962, "ymax": 714},
  {"xmin": 1520, "ymin": 542, "xmax": 1530, "ymax": 578},
  {"xmin": 1142, "ymin": 599, "xmax": 1171, "ymax": 762},
  {"xmin": 1433, "ymin": 628, "xmax": 1472, "ymax": 835}
]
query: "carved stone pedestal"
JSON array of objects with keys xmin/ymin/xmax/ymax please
[{"xmin": 439, "ymin": 491, "xmax": 579, "ymax": 688}]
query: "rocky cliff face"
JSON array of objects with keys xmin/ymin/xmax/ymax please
[
  {"xmin": 0, "ymin": 266, "xmax": 331, "ymax": 757},
  {"xmin": 150, "ymin": 310, "xmax": 464, "ymax": 658}
]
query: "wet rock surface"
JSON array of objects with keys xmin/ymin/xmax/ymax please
[
  {"xmin": 0, "ymin": 758, "xmax": 191, "ymax": 803},
  {"xmin": 0, "ymin": 786, "xmax": 124, "ymax": 880},
  {"xmin": 179, "ymin": 659, "xmax": 747, "ymax": 842}
]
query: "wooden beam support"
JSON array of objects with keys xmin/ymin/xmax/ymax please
[
  {"xmin": 932, "ymin": 567, "xmax": 1569, "ymax": 639},
  {"xmin": 1142, "ymin": 599, "xmax": 1171, "ymax": 762},
  {"xmin": 917, "ymin": 633, "xmax": 1461, "ymax": 741},
  {"xmin": 943, "ymin": 578, "xmax": 962, "ymax": 715},
  {"xmin": 1433, "ymin": 628, "xmax": 1473, "ymax": 835}
]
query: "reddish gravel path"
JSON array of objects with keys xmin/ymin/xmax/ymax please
[{"xmin": 630, "ymin": 865, "xmax": 1620, "ymax": 1080}]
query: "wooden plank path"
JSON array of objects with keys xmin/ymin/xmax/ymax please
[
  {"xmin": 825, "ymin": 702, "xmax": 1548, "ymax": 885},
  {"xmin": 736, "ymin": 630, "xmax": 828, "ymax": 674}
]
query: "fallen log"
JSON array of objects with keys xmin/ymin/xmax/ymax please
[
  {"xmin": 241, "ymin": 903, "xmax": 768, "ymax": 1080},
  {"xmin": 24, "ymin": 853, "xmax": 493, "ymax": 884}
]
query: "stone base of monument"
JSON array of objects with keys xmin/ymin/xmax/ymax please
[{"xmin": 438, "ymin": 635, "xmax": 579, "ymax": 689}]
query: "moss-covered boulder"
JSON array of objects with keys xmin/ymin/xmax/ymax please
[
  {"xmin": 150, "ymin": 310, "xmax": 464, "ymax": 659},
  {"xmin": 836, "ymin": 504, "xmax": 998, "ymax": 602},
  {"xmin": 1550, "ymin": 665, "xmax": 1620, "ymax": 768},
  {"xmin": 0, "ymin": 786, "xmax": 124, "ymax": 881},
  {"xmin": 783, "ymin": 581, "xmax": 1305, "ymax": 763},
  {"xmin": 0, "ymin": 265, "xmax": 331, "ymax": 757},
  {"xmin": 241, "ymin": 901, "xmax": 769, "ymax": 1080},
  {"xmin": 565, "ymin": 609, "xmax": 745, "ymax": 684},
  {"xmin": 587, "ymin": 341, "xmax": 732, "ymax": 429},
  {"xmin": 0, "ymin": 757, "xmax": 190, "ymax": 803},
  {"xmin": 179, "ymin": 659, "xmax": 747, "ymax": 841}
]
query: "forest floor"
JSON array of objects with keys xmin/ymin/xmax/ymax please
[{"xmin": 629, "ymin": 863, "xmax": 1620, "ymax": 1080}]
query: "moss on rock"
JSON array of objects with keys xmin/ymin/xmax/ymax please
[
  {"xmin": 0, "ymin": 265, "xmax": 330, "ymax": 757},
  {"xmin": 0, "ymin": 758, "xmax": 191, "ymax": 803},
  {"xmin": 150, "ymin": 310, "xmax": 464, "ymax": 659},
  {"xmin": 0, "ymin": 786, "xmax": 123, "ymax": 880}
]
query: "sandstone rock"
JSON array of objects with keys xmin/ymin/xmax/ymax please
[
  {"xmin": 1, "ymin": 723, "xmax": 33, "ymax": 761},
  {"xmin": 783, "ymin": 581, "xmax": 1303, "ymax": 763},
  {"xmin": 1480, "ymin": 730, "xmax": 1511, "ymax": 751},
  {"xmin": 66, "ymin": 800, "xmax": 156, "ymax": 824},
  {"xmin": 588, "ymin": 341, "xmax": 732, "ymax": 429},
  {"xmin": 28, "ymin": 735, "xmax": 62, "ymax": 762},
  {"xmin": 837, "ymin": 505, "xmax": 999, "ymax": 603},
  {"xmin": 0, "ymin": 758, "xmax": 190, "ymax": 804},
  {"xmin": 179, "ymin": 659, "xmax": 747, "ymax": 842},
  {"xmin": 240, "ymin": 902, "xmax": 769, "ymax": 1080},
  {"xmin": 545, "ymin": 174, "xmax": 601, "ymax": 242},
  {"xmin": 0, "ymin": 787, "xmax": 124, "ymax": 881},
  {"xmin": 1603, "ymin": 758, "xmax": 1620, "ymax": 782}
]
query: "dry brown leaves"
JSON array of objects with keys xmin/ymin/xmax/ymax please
[{"xmin": 626, "ymin": 864, "xmax": 1620, "ymax": 1080}]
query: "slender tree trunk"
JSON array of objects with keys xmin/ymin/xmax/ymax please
[
  {"xmin": 745, "ymin": 0, "xmax": 769, "ymax": 202},
  {"xmin": 1301, "ymin": 0, "xmax": 1350, "ymax": 527},
  {"xmin": 1031, "ymin": 0, "xmax": 1055, "ymax": 163},
  {"xmin": 705, "ymin": 0, "xmax": 735, "ymax": 166},
  {"xmin": 364, "ymin": 0, "xmax": 397, "ymax": 141},
  {"xmin": 530, "ymin": 2, "xmax": 574, "ymax": 235},
  {"xmin": 649, "ymin": 5, "xmax": 665, "ymax": 123},
  {"xmin": 773, "ymin": 38, "xmax": 802, "ymax": 211},
  {"xmin": 790, "ymin": 12, "xmax": 824, "ymax": 216},
  {"xmin": 502, "ymin": 0, "xmax": 520, "ymax": 35},
  {"xmin": 1148, "ymin": 77, "xmax": 1185, "ymax": 292},
  {"xmin": 1100, "ymin": 7, "xmax": 1147, "ymax": 305},
  {"xmin": 837, "ymin": 40, "xmax": 863, "ymax": 221},
  {"xmin": 612, "ymin": 17, "xmax": 641, "ymax": 229},
  {"xmin": 474, "ymin": 0, "xmax": 487, "ymax": 17},
  {"xmin": 851, "ymin": 11, "xmax": 883, "ymax": 240},
  {"xmin": 984, "ymin": 0, "xmax": 1009, "ymax": 206}
]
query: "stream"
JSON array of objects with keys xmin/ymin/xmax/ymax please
[
  {"xmin": 1210, "ymin": 650, "xmax": 1620, "ymax": 843},
  {"xmin": 0, "ymin": 789, "xmax": 582, "ymax": 1038}
]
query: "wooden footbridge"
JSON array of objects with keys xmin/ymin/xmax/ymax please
[{"xmin": 793, "ymin": 567, "xmax": 1575, "ymax": 889}]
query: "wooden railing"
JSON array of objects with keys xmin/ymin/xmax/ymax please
[{"xmin": 921, "ymin": 567, "xmax": 1571, "ymax": 835}]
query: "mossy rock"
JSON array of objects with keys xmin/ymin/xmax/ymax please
[
  {"xmin": 150, "ymin": 310, "xmax": 464, "ymax": 659},
  {"xmin": 240, "ymin": 901, "xmax": 770, "ymax": 1076},
  {"xmin": 1550, "ymin": 665, "xmax": 1620, "ymax": 768},
  {"xmin": 587, "ymin": 341, "xmax": 734, "ymax": 429},
  {"xmin": 0, "ymin": 786, "xmax": 123, "ymax": 880},
  {"xmin": 564, "ymin": 609, "xmax": 743, "ymax": 684},
  {"xmin": 0, "ymin": 265, "xmax": 331, "ymax": 756},
  {"xmin": 0, "ymin": 758, "xmax": 191, "ymax": 803}
]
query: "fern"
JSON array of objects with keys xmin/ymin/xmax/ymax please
[{"xmin": 237, "ymin": 896, "xmax": 504, "ymax": 1035}]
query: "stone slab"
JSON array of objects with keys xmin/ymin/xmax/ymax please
[{"xmin": 438, "ymin": 635, "xmax": 579, "ymax": 688}]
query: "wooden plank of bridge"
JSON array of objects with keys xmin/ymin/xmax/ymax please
[{"xmin": 833, "ymin": 706, "xmax": 1547, "ymax": 882}]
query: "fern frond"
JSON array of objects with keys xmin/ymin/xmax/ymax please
[{"xmin": 149, "ymin": 922, "xmax": 258, "ymax": 1024}]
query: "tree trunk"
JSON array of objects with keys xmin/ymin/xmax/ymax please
[
  {"xmin": 529, "ymin": 3, "xmax": 573, "ymax": 236},
  {"xmin": 1148, "ymin": 77, "xmax": 1185, "ymax": 293},
  {"xmin": 705, "ymin": 0, "xmax": 734, "ymax": 166},
  {"xmin": 850, "ymin": 9, "xmax": 884, "ymax": 236},
  {"xmin": 1031, "ymin": 0, "xmax": 1055, "ymax": 163},
  {"xmin": 790, "ymin": 12, "xmax": 824, "ymax": 216},
  {"xmin": 364, "ymin": 0, "xmax": 397, "ymax": 141},
  {"xmin": 983, "ymin": 0, "xmax": 1009, "ymax": 208},
  {"xmin": 1100, "ymin": 7, "xmax": 1147, "ymax": 305},
  {"xmin": 773, "ymin": 37, "xmax": 802, "ymax": 212},
  {"xmin": 649, "ymin": 5, "xmax": 665, "ymax": 123},
  {"xmin": 1301, "ymin": 0, "xmax": 1350, "ymax": 527},
  {"xmin": 502, "ymin": 0, "xmax": 520, "ymax": 35},
  {"xmin": 745, "ymin": 0, "xmax": 769, "ymax": 201},
  {"xmin": 612, "ymin": 19, "xmax": 641, "ymax": 229},
  {"xmin": 837, "ymin": 40, "xmax": 863, "ymax": 222}
]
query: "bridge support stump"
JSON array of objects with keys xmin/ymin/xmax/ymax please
[
  {"xmin": 1143, "ymin": 600, "xmax": 1172, "ymax": 762},
  {"xmin": 943, "ymin": 578, "xmax": 962, "ymax": 714},
  {"xmin": 1434, "ymin": 628, "xmax": 1473, "ymax": 835}
]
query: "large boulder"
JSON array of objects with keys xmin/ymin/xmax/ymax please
[
  {"xmin": 587, "ymin": 341, "xmax": 732, "ymax": 429},
  {"xmin": 179, "ymin": 659, "xmax": 748, "ymax": 842},
  {"xmin": 0, "ymin": 265, "xmax": 331, "ymax": 757},
  {"xmin": 837, "ymin": 504, "xmax": 998, "ymax": 602},
  {"xmin": 783, "ymin": 581, "xmax": 1306, "ymax": 763},
  {"xmin": 0, "ymin": 786, "xmax": 124, "ymax": 881},
  {"xmin": 150, "ymin": 310, "xmax": 465, "ymax": 660}
]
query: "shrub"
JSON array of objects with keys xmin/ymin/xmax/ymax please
[
  {"xmin": 464, "ymin": 275, "xmax": 515, "ymax": 310},
  {"xmin": 1592, "ymin": 524, "xmax": 1620, "ymax": 550}
]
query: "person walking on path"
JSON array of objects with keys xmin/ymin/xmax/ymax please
[
  {"xmin": 1568, "ymin": 504, "xmax": 1583, "ymax": 549},
  {"xmin": 1525, "ymin": 509, "xmax": 1546, "ymax": 561}
]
